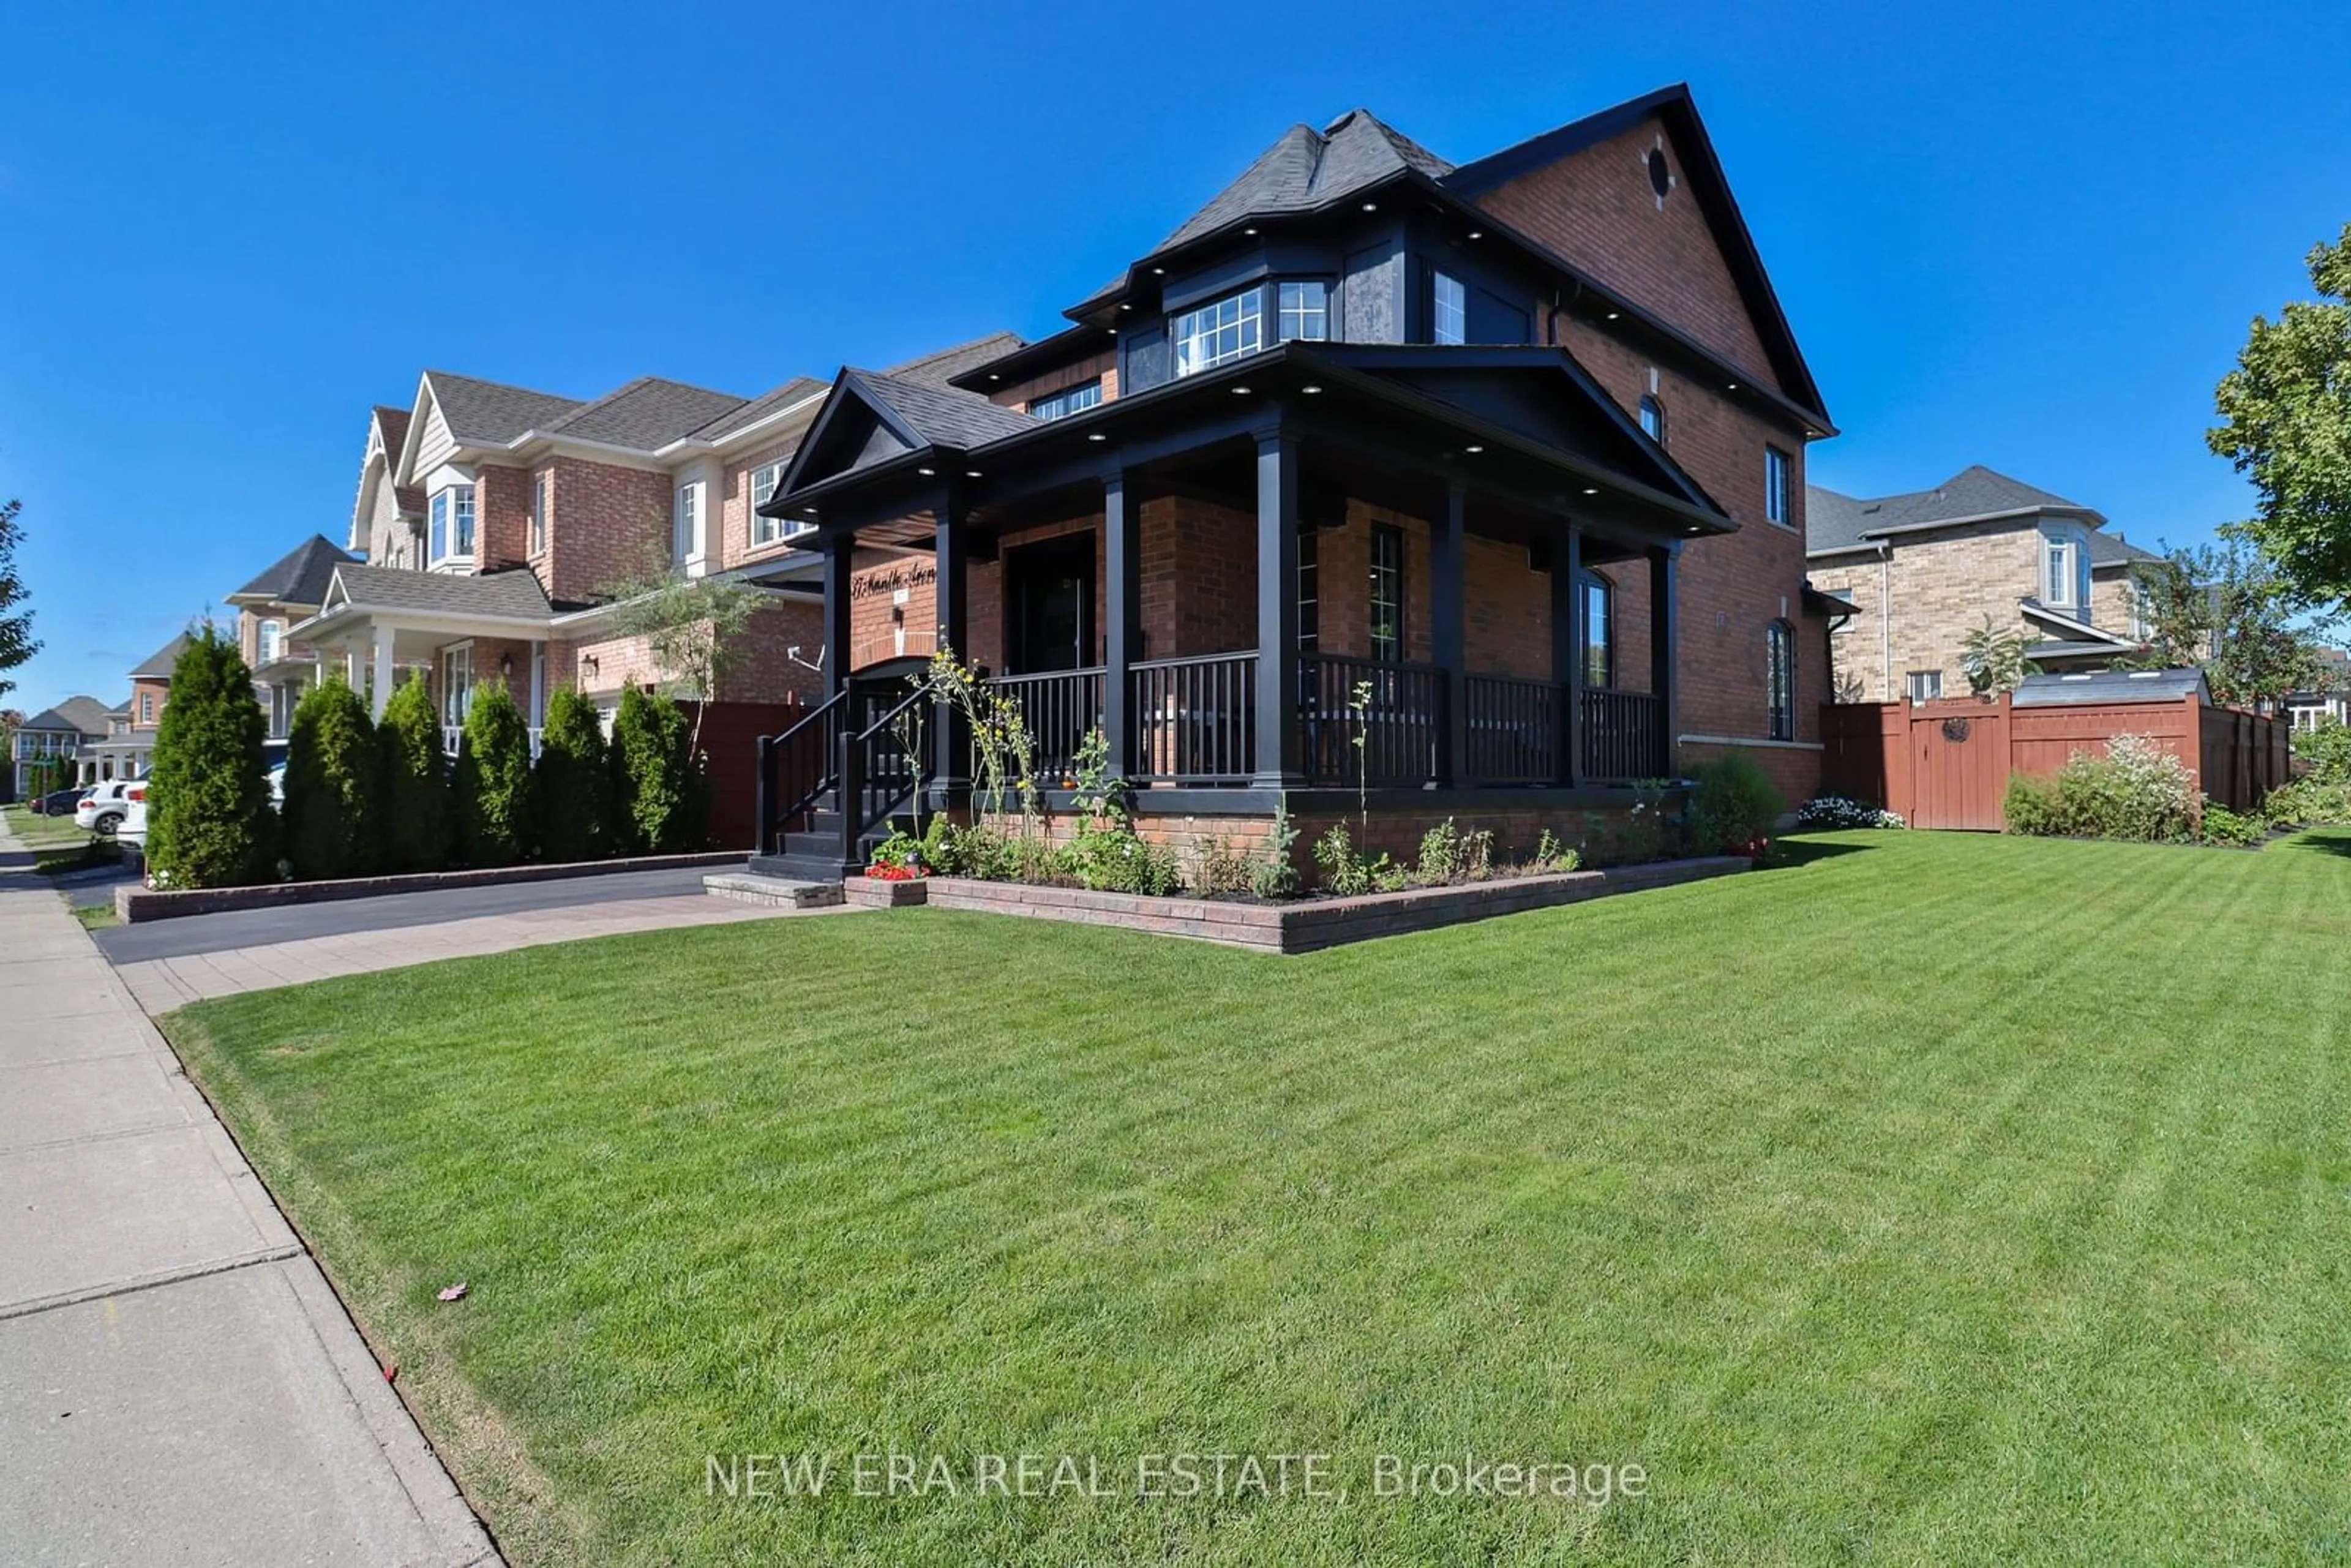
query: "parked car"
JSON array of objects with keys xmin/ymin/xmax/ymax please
[
  {"xmin": 31, "ymin": 786, "xmax": 85, "ymax": 815},
  {"xmin": 75, "ymin": 779, "xmax": 140, "ymax": 835},
  {"xmin": 114, "ymin": 783, "xmax": 148, "ymax": 846}
]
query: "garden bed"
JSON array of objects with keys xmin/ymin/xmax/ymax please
[
  {"xmin": 909, "ymin": 854, "xmax": 1750, "ymax": 952},
  {"xmin": 114, "ymin": 849, "xmax": 748, "ymax": 923}
]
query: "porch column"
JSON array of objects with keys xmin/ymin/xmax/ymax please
[
  {"xmin": 1432, "ymin": 484, "xmax": 1467, "ymax": 786},
  {"xmin": 932, "ymin": 495, "xmax": 969, "ymax": 792},
  {"xmin": 1251, "ymin": 429, "xmax": 1302, "ymax": 788},
  {"xmin": 821, "ymin": 531, "xmax": 853, "ymax": 699},
  {"xmin": 369, "ymin": 627, "xmax": 394, "ymax": 721},
  {"xmin": 529, "ymin": 642, "xmax": 546, "ymax": 729},
  {"xmin": 1649, "ymin": 543, "xmax": 1679, "ymax": 777},
  {"xmin": 1554, "ymin": 525, "xmax": 1584, "ymax": 786},
  {"xmin": 1101, "ymin": 469, "xmax": 1138, "ymax": 777}
]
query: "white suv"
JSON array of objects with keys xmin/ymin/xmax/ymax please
[
  {"xmin": 114, "ymin": 782, "xmax": 149, "ymax": 847},
  {"xmin": 75, "ymin": 779, "xmax": 140, "ymax": 836}
]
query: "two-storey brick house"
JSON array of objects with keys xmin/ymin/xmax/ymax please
[
  {"xmin": 1805, "ymin": 465, "xmax": 2162, "ymax": 703},
  {"xmin": 225, "ymin": 534, "xmax": 356, "ymax": 737},
  {"xmin": 755, "ymin": 84, "xmax": 1839, "ymax": 872}
]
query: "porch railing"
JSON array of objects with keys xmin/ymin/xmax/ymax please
[
  {"xmin": 1581, "ymin": 688, "xmax": 1664, "ymax": 783},
  {"xmin": 1463, "ymin": 673, "xmax": 1559, "ymax": 786},
  {"xmin": 841, "ymin": 684, "xmax": 925, "ymax": 850},
  {"xmin": 440, "ymin": 725, "xmax": 544, "ymax": 760},
  {"xmin": 991, "ymin": 666, "xmax": 1104, "ymax": 780},
  {"xmin": 1133, "ymin": 652, "xmax": 1256, "ymax": 784},
  {"xmin": 1301, "ymin": 653, "xmax": 1444, "ymax": 787}
]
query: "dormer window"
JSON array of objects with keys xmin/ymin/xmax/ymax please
[
  {"xmin": 430, "ymin": 485, "xmax": 476, "ymax": 566},
  {"xmin": 1277, "ymin": 281, "xmax": 1329, "ymax": 342},
  {"xmin": 1030, "ymin": 378, "xmax": 1103, "ymax": 421},
  {"xmin": 1174, "ymin": 289, "xmax": 1264, "ymax": 377}
]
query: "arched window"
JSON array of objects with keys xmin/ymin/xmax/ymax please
[
  {"xmin": 1638, "ymin": 394, "xmax": 1665, "ymax": 444},
  {"xmin": 1766, "ymin": 621, "xmax": 1796, "ymax": 741},
  {"xmin": 1580, "ymin": 571, "xmax": 1615, "ymax": 689}
]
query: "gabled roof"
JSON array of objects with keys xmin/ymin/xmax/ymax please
[
  {"xmin": 324, "ymin": 565, "xmax": 553, "ymax": 621},
  {"xmin": 541, "ymin": 376, "xmax": 748, "ymax": 449},
  {"xmin": 1806, "ymin": 465, "xmax": 2105, "ymax": 555},
  {"xmin": 776, "ymin": 367, "xmax": 1043, "ymax": 497},
  {"xmin": 131, "ymin": 632, "xmax": 192, "ymax": 680},
  {"xmin": 883, "ymin": 333, "xmax": 1028, "ymax": 388},
  {"xmin": 689, "ymin": 376, "xmax": 831, "ymax": 441},
  {"xmin": 2087, "ymin": 529, "xmax": 2161, "ymax": 569},
  {"xmin": 372, "ymin": 407, "xmax": 424, "ymax": 513},
  {"xmin": 2020, "ymin": 599, "xmax": 2138, "ymax": 648},
  {"xmin": 422, "ymin": 370, "xmax": 584, "ymax": 446},
  {"xmin": 231, "ymin": 534, "xmax": 357, "ymax": 608},
  {"xmin": 21, "ymin": 696, "xmax": 111, "ymax": 735}
]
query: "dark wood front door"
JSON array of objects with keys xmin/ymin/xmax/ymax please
[{"xmin": 1007, "ymin": 535, "xmax": 1093, "ymax": 674}]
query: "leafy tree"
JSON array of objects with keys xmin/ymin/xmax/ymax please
[
  {"xmin": 534, "ymin": 686, "xmax": 611, "ymax": 862},
  {"xmin": 373, "ymin": 676, "xmax": 449, "ymax": 873},
  {"xmin": 597, "ymin": 542, "xmax": 762, "ymax": 754},
  {"xmin": 0, "ymin": 499, "xmax": 40, "ymax": 701},
  {"xmin": 609, "ymin": 683, "xmax": 703, "ymax": 853},
  {"xmin": 2115, "ymin": 542, "xmax": 2333, "ymax": 707},
  {"xmin": 146, "ymin": 624, "xmax": 275, "ymax": 887},
  {"xmin": 2209, "ymin": 223, "xmax": 2351, "ymax": 612},
  {"xmin": 280, "ymin": 675, "xmax": 377, "ymax": 880},
  {"xmin": 453, "ymin": 681, "xmax": 535, "ymax": 866},
  {"xmin": 1957, "ymin": 614, "xmax": 2036, "ymax": 697}
]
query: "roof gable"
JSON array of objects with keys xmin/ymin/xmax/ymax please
[
  {"xmin": 234, "ymin": 534, "xmax": 357, "ymax": 607},
  {"xmin": 775, "ymin": 369, "xmax": 1040, "ymax": 499},
  {"xmin": 1443, "ymin": 84, "xmax": 1824, "ymax": 422},
  {"xmin": 131, "ymin": 632, "xmax": 192, "ymax": 680},
  {"xmin": 421, "ymin": 370, "xmax": 584, "ymax": 447},
  {"xmin": 324, "ymin": 565, "xmax": 553, "ymax": 621},
  {"xmin": 1160, "ymin": 109, "xmax": 1453, "ymax": 255}
]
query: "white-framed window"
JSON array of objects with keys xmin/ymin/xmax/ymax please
[
  {"xmin": 1907, "ymin": 670, "xmax": 1943, "ymax": 701},
  {"xmin": 1638, "ymin": 394, "xmax": 1666, "ymax": 443},
  {"xmin": 2126, "ymin": 577, "xmax": 2152, "ymax": 640},
  {"xmin": 1030, "ymin": 379, "xmax": 1104, "ymax": 421},
  {"xmin": 1764, "ymin": 446, "xmax": 1791, "ymax": 527},
  {"xmin": 749, "ymin": 459, "xmax": 804, "ymax": 546},
  {"xmin": 1277, "ymin": 280, "xmax": 1329, "ymax": 342},
  {"xmin": 440, "ymin": 643, "xmax": 473, "ymax": 730},
  {"xmin": 2041, "ymin": 527, "xmax": 2087, "ymax": 608},
  {"xmin": 1432, "ymin": 271, "xmax": 1466, "ymax": 345},
  {"xmin": 256, "ymin": 618, "xmax": 282, "ymax": 666},
  {"xmin": 1173, "ymin": 288, "xmax": 1264, "ymax": 376},
  {"xmin": 531, "ymin": 469, "xmax": 550, "ymax": 555},
  {"xmin": 675, "ymin": 481, "xmax": 705, "ymax": 563},
  {"xmin": 138, "ymin": 691, "xmax": 154, "ymax": 724},
  {"xmin": 430, "ymin": 484, "xmax": 476, "ymax": 564}
]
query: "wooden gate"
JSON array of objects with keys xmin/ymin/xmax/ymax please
[{"xmin": 1907, "ymin": 701, "xmax": 2011, "ymax": 829}]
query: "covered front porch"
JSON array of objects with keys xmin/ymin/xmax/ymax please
[
  {"xmin": 755, "ymin": 343, "xmax": 1724, "ymax": 865},
  {"xmin": 290, "ymin": 565, "xmax": 555, "ymax": 755}
]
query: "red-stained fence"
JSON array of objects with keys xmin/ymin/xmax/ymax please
[
  {"xmin": 680, "ymin": 699, "xmax": 808, "ymax": 849},
  {"xmin": 1820, "ymin": 694, "xmax": 2290, "ymax": 830}
]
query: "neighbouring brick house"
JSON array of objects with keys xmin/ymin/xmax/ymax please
[
  {"xmin": 755, "ymin": 84, "xmax": 1839, "ymax": 874},
  {"xmin": 225, "ymin": 534, "xmax": 356, "ymax": 737},
  {"xmin": 288, "ymin": 351, "xmax": 1025, "ymax": 749},
  {"xmin": 9, "ymin": 696, "xmax": 108, "ymax": 797},
  {"xmin": 75, "ymin": 634, "xmax": 193, "ymax": 783},
  {"xmin": 1804, "ymin": 465, "xmax": 2162, "ymax": 703}
]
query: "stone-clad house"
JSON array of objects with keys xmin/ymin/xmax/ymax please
[
  {"xmin": 754, "ymin": 83, "xmax": 1840, "ymax": 874},
  {"xmin": 1805, "ymin": 466, "xmax": 2162, "ymax": 703}
]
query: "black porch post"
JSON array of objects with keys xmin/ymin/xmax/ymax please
[
  {"xmin": 933, "ymin": 491, "xmax": 969, "ymax": 795},
  {"xmin": 1555, "ymin": 525, "xmax": 1584, "ymax": 785},
  {"xmin": 822, "ymin": 531, "xmax": 854, "ymax": 699},
  {"xmin": 1252, "ymin": 427, "xmax": 1302, "ymax": 787},
  {"xmin": 1433, "ymin": 483, "xmax": 1467, "ymax": 786},
  {"xmin": 1649, "ymin": 542, "xmax": 1679, "ymax": 777},
  {"xmin": 1101, "ymin": 469, "xmax": 1138, "ymax": 777}
]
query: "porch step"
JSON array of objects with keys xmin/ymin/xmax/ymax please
[
  {"xmin": 747, "ymin": 851, "xmax": 858, "ymax": 883},
  {"xmin": 703, "ymin": 871, "xmax": 844, "ymax": 909}
]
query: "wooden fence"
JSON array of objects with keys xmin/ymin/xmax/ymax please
[
  {"xmin": 681, "ymin": 698, "xmax": 807, "ymax": 850},
  {"xmin": 1820, "ymin": 694, "xmax": 2292, "ymax": 830}
]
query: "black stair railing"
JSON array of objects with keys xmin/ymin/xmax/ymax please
[
  {"xmin": 839, "ymin": 683, "xmax": 928, "ymax": 867},
  {"xmin": 754, "ymin": 688, "xmax": 850, "ymax": 855}
]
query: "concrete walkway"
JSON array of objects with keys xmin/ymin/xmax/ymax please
[
  {"xmin": 110, "ymin": 873, "xmax": 826, "ymax": 1011},
  {"xmin": 0, "ymin": 825, "xmax": 501, "ymax": 1565}
]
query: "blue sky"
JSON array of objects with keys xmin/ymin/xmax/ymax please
[{"xmin": 2, "ymin": 0, "xmax": 2345, "ymax": 710}]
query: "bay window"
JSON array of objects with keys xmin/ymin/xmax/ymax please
[
  {"xmin": 430, "ymin": 485, "xmax": 476, "ymax": 566},
  {"xmin": 1432, "ymin": 271, "xmax": 1466, "ymax": 345},
  {"xmin": 1277, "ymin": 280, "xmax": 1329, "ymax": 342},
  {"xmin": 1174, "ymin": 288, "xmax": 1264, "ymax": 376}
]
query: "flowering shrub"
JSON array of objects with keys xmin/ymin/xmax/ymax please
[
  {"xmin": 2003, "ymin": 734, "xmax": 2197, "ymax": 842},
  {"xmin": 867, "ymin": 828, "xmax": 924, "ymax": 877},
  {"xmin": 864, "ymin": 861, "xmax": 920, "ymax": 882},
  {"xmin": 1793, "ymin": 795, "xmax": 1907, "ymax": 830}
]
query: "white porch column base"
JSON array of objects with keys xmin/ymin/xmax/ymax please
[{"xmin": 370, "ymin": 628, "xmax": 395, "ymax": 720}]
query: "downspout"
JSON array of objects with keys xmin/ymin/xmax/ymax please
[{"xmin": 1878, "ymin": 540, "xmax": 1892, "ymax": 701}]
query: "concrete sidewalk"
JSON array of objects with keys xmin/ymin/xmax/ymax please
[{"xmin": 0, "ymin": 828, "xmax": 500, "ymax": 1565}]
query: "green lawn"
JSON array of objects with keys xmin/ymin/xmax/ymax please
[
  {"xmin": 165, "ymin": 830, "xmax": 2351, "ymax": 1566},
  {"xmin": 2, "ymin": 801, "xmax": 97, "ymax": 857}
]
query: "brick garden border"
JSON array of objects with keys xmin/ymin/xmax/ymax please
[
  {"xmin": 115, "ymin": 850, "xmax": 749, "ymax": 924},
  {"xmin": 907, "ymin": 855, "xmax": 1750, "ymax": 953}
]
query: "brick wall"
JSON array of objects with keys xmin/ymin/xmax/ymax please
[
  {"xmin": 1466, "ymin": 113, "xmax": 1778, "ymax": 391},
  {"xmin": 987, "ymin": 348, "xmax": 1120, "ymax": 412},
  {"xmin": 544, "ymin": 457, "xmax": 672, "ymax": 604},
  {"xmin": 716, "ymin": 437, "xmax": 809, "ymax": 575},
  {"xmin": 476, "ymin": 463, "xmax": 533, "ymax": 574}
]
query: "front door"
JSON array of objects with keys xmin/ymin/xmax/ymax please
[{"xmin": 1007, "ymin": 535, "xmax": 1093, "ymax": 673}]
